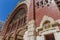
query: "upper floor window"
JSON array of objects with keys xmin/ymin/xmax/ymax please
[
  {"xmin": 13, "ymin": 8, "xmax": 27, "ymax": 21},
  {"xmin": 8, "ymin": 4, "xmax": 27, "ymax": 32}
]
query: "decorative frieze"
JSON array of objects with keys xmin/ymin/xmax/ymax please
[
  {"xmin": 36, "ymin": 15, "xmax": 60, "ymax": 35},
  {"xmin": 36, "ymin": 0, "xmax": 53, "ymax": 8}
]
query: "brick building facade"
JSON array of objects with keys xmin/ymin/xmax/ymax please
[{"xmin": 2, "ymin": 0, "xmax": 60, "ymax": 40}]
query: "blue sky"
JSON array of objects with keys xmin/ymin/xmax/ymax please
[{"xmin": 0, "ymin": 0, "xmax": 22, "ymax": 22}]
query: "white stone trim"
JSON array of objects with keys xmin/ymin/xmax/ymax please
[
  {"xmin": 56, "ymin": 19, "xmax": 60, "ymax": 24},
  {"xmin": 54, "ymin": 32, "xmax": 60, "ymax": 40},
  {"xmin": 36, "ymin": 15, "xmax": 60, "ymax": 36},
  {"xmin": 23, "ymin": 20, "xmax": 35, "ymax": 40},
  {"xmin": 27, "ymin": 20, "xmax": 35, "ymax": 26},
  {"xmin": 36, "ymin": 15, "xmax": 54, "ymax": 32},
  {"xmin": 36, "ymin": 35, "xmax": 45, "ymax": 40},
  {"xmin": 40, "ymin": 15, "xmax": 54, "ymax": 28},
  {"xmin": 39, "ymin": 26, "xmax": 59, "ymax": 35},
  {"xmin": 16, "ymin": 0, "xmax": 31, "ymax": 23}
]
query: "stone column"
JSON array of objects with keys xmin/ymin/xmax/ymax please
[
  {"xmin": 54, "ymin": 32, "xmax": 60, "ymax": 40},
  {"xmin": 36, "ymin": 35, "xmax": 45, "ymax": 40},
  {"xmin": 23, "ymin": 20, "xmax": 36, "ymax": 40}
]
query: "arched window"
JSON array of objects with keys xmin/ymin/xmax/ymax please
[
  {"xmin": 8, "ymin": 33, "xmax": 14, "ymax": 40},
  {"xmin": 13, "ymin": 8, "xmax": 27, "ymax": 20},
  {"xmin": 7, "ymin": 4, "xmax": 27, "ymax": 33},
  {"xmin": 16, "ymin": 4, "xmax": 27, "ymax": 28},
  {"xmin": 16, "ymin": 31, "xmax": 24, "ymax": 40}
]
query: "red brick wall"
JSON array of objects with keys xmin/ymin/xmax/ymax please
[
  {"xmin": 35, "ymin": 0, "xmax": 60, "ymax": 28},
  {"xmin": 28, "ymin": 0, "xmax": 34, "ymax": 21},
  {"xmin": 28, "ymin": 0, "xmax": 60, "ymax": 28}
]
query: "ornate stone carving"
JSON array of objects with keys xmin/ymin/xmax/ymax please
[
  {"xmin": 36, "ymin": 15, "xmax": 60, "ymax": 35},
  {"xmin": 23, "ymin": 20, "xmax": 35, "ymax": 40}
]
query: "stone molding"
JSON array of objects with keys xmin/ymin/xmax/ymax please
[{"xmin": 36, "ymin": 15, "xmax": 60, "ymax": 35}]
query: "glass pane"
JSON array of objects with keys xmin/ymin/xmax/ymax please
[{"xmin": 13, "ymin": 8, "xmax": 26, "ymax": 20}]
